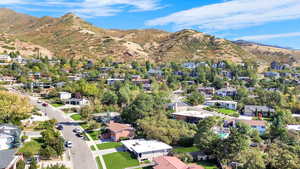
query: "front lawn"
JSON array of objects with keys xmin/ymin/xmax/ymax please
[
  {"xmin": 91, "ymin": 145, "xmax": 96, "ymax": 151},
  {"xmin": 96, "ymin": 142, "xmax": 123, "ymax": 150},
  {"xmin": 95, "ymin": 156, "xmax": 103, "ymax": 169},
  {"xmin": 174, "ymin": 146, "xmax": 199, "ymax": 153},
  {"xmin": 18, "ymin": 140, "xmax": 41, "ymax": 157},
  {"xmin": 86, "ymin": 130, "xmax": 100, "ymax": 141},
  {"xmin": 196, "ymin": 161, "xmax": 218, "ymax": 169},
  {"xmin": 103, "ymin": 152, "xmax": 140, "ymax": 169},
  {"xmin": 51, "ymin": 103, "xmax": 64, "ymax": 107},
  {"xmin": 216, "ymin": 108, "xmax": 239, "ymax": 117},
  {"xmin": 70, "ymin": 114, "xmax": 82, "ymax": 121}
]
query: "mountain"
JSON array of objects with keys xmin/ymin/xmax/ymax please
[{"xmin": 0, "ymin": 8, "xmax": 299, "ymax": 65}]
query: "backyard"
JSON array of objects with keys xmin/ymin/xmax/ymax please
[
  {"xmin": 85, "ymin": 130, "xmax": 100, "ymax": 140},
  {"xmin": 173, "ymin": 146, "xmax": 199, "ymax": 153},
  {"xmin": 196, "ymin": 160, "xmax": 218, "ymax": 169},
  {"xmin": 103, "ymin": 152, "xmax": 140, "ymax": 169},
  {"xmin": 215, "ymin": 108, "xmax": 239, "ymax": 117}
]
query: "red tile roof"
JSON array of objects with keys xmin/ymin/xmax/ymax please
[
  {"xmin": 107, "ymin": 121, "xmax": 134, "ymax": 132},
  {"xmin": 153, "ymin": 156, "xmax": 204, "ymax": 169}
]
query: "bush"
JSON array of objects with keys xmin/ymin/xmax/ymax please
[{"xmin": 16, "ymin": 160, "xmax": 26, "ymax": 169}]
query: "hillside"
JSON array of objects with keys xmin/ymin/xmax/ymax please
[{"xmin": 0, "ymin": 8, "xmax": 299, "ymax": 65}]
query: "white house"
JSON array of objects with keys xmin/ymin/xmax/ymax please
[
  {"xmin": 216, "ymin": 87, "xmax": 237, "ymax": 97},
  {"xmin": 66, "ymin": 98, "xmax": 89, "ymax": 106},
  {"xmin": 0, "ymin": 124, "xmax": 20, "ymax": 150},
  {"xmin": 204, "ymin": 100, "xmax": 238, "ymax": 110},
  {"xmin": 59, "ymin": 92, "xmax": 72, "ymax": 100},
  {"xmin": 0, "ymin": 54, "xmax": 12, "ymax": 63},
  {"xmin": 121, "ymin": 139, "xmax": 172, "ymax": 161},
  {"xmin": 107, "ymin": 78, "xmax": 125, "ymax": 85}
]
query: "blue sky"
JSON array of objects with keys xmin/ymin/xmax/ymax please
[{"xmin": 1, "ymin": 0, "xmax": 300, "ymax": 49}]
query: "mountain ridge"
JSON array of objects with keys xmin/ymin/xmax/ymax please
[{"xmin": 0, "ymin": 8, "xmax": 299, "ymax": 65}]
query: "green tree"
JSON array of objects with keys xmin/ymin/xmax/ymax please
[
  {"xmin": 102, "ymin": 91, "xmax": 118, "ymax": 105},
  {"xmin": 185, "ymin": 92, "xmax": 205, "ymax": 106},
  {"xmin": 16, "ymin": 160, "xmax": 26, "ymax": 169},
  {"xmin": 234, "ymin": 149, "xmax": 266, "ymax": 169},
  {"xmin": 29, "ymin": 159, "xmax": 38, "ymax": 169}
]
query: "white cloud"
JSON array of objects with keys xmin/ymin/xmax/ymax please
[
  {"xmin": 0, "ymin": 0, "xmax": 162, "ymax": 17},
  {"xmin": 236, "ymin": 32, "xmax": 300, "ymax": 41},
  {"xmin": 146, "ymin": 0, "xmax": 300, "ymax": 31}
]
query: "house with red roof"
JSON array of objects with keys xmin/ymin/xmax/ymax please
[
  {"xmin": 153, "ymin": 156, "xmax": 204, "ymax": 169},
  {"xmin": 102, "ymin": 121, "xmax": 135, "ymax": 142}
]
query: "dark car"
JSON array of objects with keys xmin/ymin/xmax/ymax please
[
  {"xmin": 42, "ymin": 103, "xmax": 48, "ymax": 107},
  {"xmin": 56, "ymin": 124, "xmax": 64, "ymax": 130}
]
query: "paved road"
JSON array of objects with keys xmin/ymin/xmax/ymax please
[{"xmin": 7, "ymin": 87, "xmax": 98, "ymax": 169}]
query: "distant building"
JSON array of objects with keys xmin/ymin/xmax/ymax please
[
  {"xmin": 0, "ymin": 149, "xmax": 23, "ymax": 169},
  {"xmin": 66, "ymin": 98, "xmax": 89, "ymax": 106},
  {"xmin": 172, "ymin": 110, "xmax": 219, "ymax": 123},
  {"xmin": 198, "ymin": 87, "xmax": 215, "ymax": 96},
  {"xmin": 0, "ymin": 124, "xmax": 21, "ymax": 150},
  {"xmin": 216, "ymin": 87, "xmax": 237, "ymax": 97},
  {"xmin": 121, "ymin": 139, "xmax": 172, "ymax": 161},
  {"xmin": 0, "ymin": 54, "xmax": 12, "ymax": 63},
  {"xmin": 204, "ymin": 100, "xmax": 238, "ymax": 110},
  {"xmin": 243, "ymin": 105, "xmax": 275, "ymax": 117},
  {"xmin": 148, "ymin": 69, "xmax": 163, "ymax": 76},
  {"xmin": 102, "ymin": 121, "xmax": 135, "ymax": 142},
  {"xmin": 264, "ymin": 72, "xmax": 280, "ymax": 78},
  {"xmin": 59, "ymin": 92, "xmax": 72, "ymax": 100},
  {"xmin": 107, "ymin": 78, "xmax": 125, "ymax": 85},
  {"xmin": 153, "ymin": 156, "xmax": 204, "ymax": 169},
  {"xmin": 270, "ymin": 61, "xmax": 289, "ymax": 70},
  {"xmin": 236, "ymin": 120, "xmax": 267, "ymax": 134}
]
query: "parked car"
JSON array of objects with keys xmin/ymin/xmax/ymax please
[
  {"xmin": 56, "ymin": 124, "xmax": 64, "ymax": 130},
  {"xmin": 37, "ymin": 100, "xmax": 42, "ymax": 103},
  {"xmin": 76, "ymin": 132, "xmax": 84, "ymax": 138},
  {"xmin": 42, "ymin": 103, "xmax": 48, "ymax": 107},
  {"xmin": 65, "ymin": 141, "xmax": 72, "ymax": 148},
  {"xmin": 73, "ymin": 128, "xmax": 82, "ymax": 134}
]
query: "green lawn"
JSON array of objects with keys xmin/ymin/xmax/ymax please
[
  {"xmin": 174, "ymin": 146, "xmax": 199, "ymax": 153},
  {"xmin": 70, "ymin": 114, "xmax": 82, "ymax": 121},
  {"xmin": 96, "ymin": 142, "xmax": 123, "ymax": 150},
  {"xmin": 216, "ymin": 108, "xmax": 239, "ymax": 117},
  {"xmin": 18, "ymin": 140, "xmax": 41, "ymax": 157},
  {"xmin": 86, "ymin": 130, "xmax": 99, "ymax": 141},
  {"xmin": 95, "ymin": 156, "xmax": 103, "ymax": 169},
  {"xmin": 91, "ymin": 145, "xmax": 96, "ymax": 151},
  {"xmin": 196, "ymin": 161, "xmax": 218, "ymax": 169},
  {"xmin": 103, "ymin": 152, "xmax": 140, "ymax": 169},
  {"xmin": 51, "ymin": 103, "xmax": 64, "ymax": 107}
]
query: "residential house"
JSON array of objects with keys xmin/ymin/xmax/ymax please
[
  {"xmin": 168, "ymin": 102, "xmax": 190, "ymax": 112},
  {"xmin": 102, "ymin": 121, "xmax": 135, "ymax": 142},
  {"xmin": 0, "ymin": 149, "xmax": 23, "ymax": 169},
  {"xmin": 66, "ymin": 98, "xmax": 89, "ymax": 106},
  {"xmin": 148, "ymin": 69, "xmax": 163, "ymax": 76},
  {"xmin": 153, "ymin": 156, "xmax": 204, "ymax": 169},
  {"xmin": 0, "ymin": 76, "xmax": 16, "ymax": 84},
  {"xmin": 243, "ymin": 105, "xmax": 275, "ymax": 117},
  {"xmin": 216, "ymin": 87, "xmax": 237, "ymax": 97},
  {"xmin": 212, "ymin": 61, "xmax": 226, "ymax": 69},
  {"xmin": 59, "ymin": 92, "xmax": 72, "ymax": 100},
  {"xmin": 172, "ymin": 110, "xmax": 220, "ymax": 123},
  {"xmin": 107, "ymin": 78, "xmax": 125, "ymax": 85},
  {"xmin": 237, "ymin": 76, "xmax": 251, "ymax": 82},
  {"xmin": 221, "ymin": 70, "xmax": 233, "ymax": 79},
  {"xmin": 204, "ymin": 100, "xmax": 238, "ymax": 110},
  {"xmin": 198, "ymin": 87, "xmax": 215, "ymax": 96},
  {"xmin": 0, "ymin": 124, "xmax": 20, "ymax": 150},
  {"xmin": 264, "ymin": 72, "xmax": 280, "ymax": 78},
  {"xmin": 0, "ymin": 54, "xmax": 12, "ymax": 63},
  {"xmin": 270, "ymin": 61, "xmax": 289, "ymax": 70},
  {"xmin": 236, "ymin": 120, "xmax": 267, "ymax": 134},
  {"xmin": 67, "ymin": 75, "xmax": 81, "ymax": 81},
  {"xmin": 182, "ymin": 62, "xmax": 199, "ymax": 69},
  {"xmin": 121, "ymin": 139, "xmax": 172, "ymax": 161}
]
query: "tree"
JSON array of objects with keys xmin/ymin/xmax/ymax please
[
  {"xmin": 29, "ymin": 159, "xmax": 38, "ymax": 169},
  {"xmin": 233, "ymin": 149, "xmax": 266, "ymax": 169},
  {"xmin": 16, "ymin": 160, "xmax": 26, "ymax": 169},
  {"xmin": 102, "ymin": 91, "xmax": 118, "ymax": 105},
  {"xmin": 80, "ymin": 106, "xmax": 92, "ymax": 119},
  {"xmin": 42, "ymin": 164, "xmax": 68, "ymax": 169},
  {"xmin": 40, "ymin": 146, "xmax": 56, "ymax": 159},
  {"xmin": 185, "ymin": 92, "xmax": 205, "ymax": 106}
]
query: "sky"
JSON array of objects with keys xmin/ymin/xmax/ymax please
[{"xmin": 1, "ymin": 0, "xmax": 300, "ymax": 49}]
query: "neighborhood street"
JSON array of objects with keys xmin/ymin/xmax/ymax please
[{"xmin": 7, "ymin": 87, "xmax": 98, "ymax": 169}]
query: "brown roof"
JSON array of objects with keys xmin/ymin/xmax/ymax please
[
  {"xmin": 153, "ymin": 156, "xmax": 204, "ymax": 169},
  {"xmin": 107, "ymin": 121, "xmax": 134, "ymax": 132},
  {"xmin": 237, "ymin": 119, "xmax": 266, "ymax": 126}
]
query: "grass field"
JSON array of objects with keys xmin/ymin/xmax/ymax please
[
  {"xmin": 196, "ymin": 161, "xmax": 218, "ymax": 169},
  {"xmin": 18, "ymin": 140, "xmax": 41, "ymax": 157},
  {"xmin": 103, "ymin": 152, "xmax": 139, "ymax": 169},
  {"xmin": 91, "ymin": 145, "xmax": 96, "ymax": 151},
  {"xmin": 70, "ymin": 114, "xmax": 82, "ymax": 121},
  {"xmin": 86, "ymin": 130, "xmax": 99, "ymax": 140},
  {"xmin": 173, "ymin": 146, "xmax": 199, "ymax": 153},
  {"xmin": 216, "ymin": 108, "xmax": 239, "ymax": 117},
  {"xmin": 51, "ymin": 103, "xmax": 64, "ymax": 107},
  {"xmin": 96, "ymin": 142, "xmax": 123, "ymax": 150},
  {"xmin": 95, "ymin": 156, "xmax": 103, "ymax": 169}
]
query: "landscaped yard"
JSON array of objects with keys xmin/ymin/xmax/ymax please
[
  {"xmin": 103, "ymin": 152, "xmax": 140, "ymax": 169},
  {"xmin": 51, "ymin": 103, "xmax": 64, "ymax": 107},
  {"xmin": 216, "ymin": 108, "xmax": 239, "ymax": 117},
  {"xmin": 174, "ymin": 146, "xmax": 199, "ymax": 153},
  {"xmin": 70, "ymin": 114, "xmax": 82, "ymax": 121},
  {"xmin": 196, "ymin": 161, "xmax": 218, "ymax": 169},
  {"xmin": 91, "ymin": 145, "xmax": 96, "ymax": 151},
  {"xmin": 96, "ymin": 142, "xmax": 123, "ymax": 150},
  {"xmin": 95, "ymin": 156, "xmax": 103, "ymax": 169},
  {"xmin": 86, "ymin": 130, "xmax": 100, "ymax": 140},
  {"xmin": 18, "ymin": 140, "xmax": 41, "ymax": 157}
]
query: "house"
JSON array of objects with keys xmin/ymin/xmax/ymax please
[
  {"xmin": 107, "ymin": 78, "xmax": 125, "ymax": 85},
  {"xmin": 221, "ymin": 71, "xmax": 233, "ymax": 79},
  {"xmin": 287, "ymin": 125, "xmax": 300, "ymax": 131},
  {"xmin": 59, "ymin": 92, "xmax": 72, "ymax": 100},
  {"xmin": 270, "ymin": 61, "xmax": 289, "ymax": 70},
  {"xmin": 66, "ymin": 98, "xmax": 89, "ymax": 106},
  {"xmin": 264, "ymin": 72, "xmax": 280, "ymax": 78},
  {"xmin": 198, "ymin": 87, "xmax": 215, "ymax": 96},
  {"xmin": 212, "ymin": 61, "xmax": 226, "ymax": 69},
  {"xmin": 132, "ymin": 78, "xmax": 150, "ymax": 85},
  {"xmin": 153, "ymin": 156, "xmax": 204, "ymax": 169},
  {"xmin": 236, "ymin": 120, "xmax": 267, "ymax": 134},
  {"xmin": 0, "ymin": 54, "xmax": 12, "ymax": 63},
  {"xmin": 237, "ymin": 77, "xmax": 251, "ymax": 82},
  {"xmin": 0, "ymin": 149, "xmax": 23, "ymax": 169},
  {"xmin": 148, "ymin": 69, "xmax": 163, "ymax": 76},
  {"xmin": 102, "ymin": 121, "xmax": 135, "ymax": 142},
  {"xmin": 0, "ymin": 124, "xmax": 21, "ymax": 150},
  {"xmin": 204, "ymin": 100, "xmax": 238, "ymax": 110},
  {"xmin": 216, "ymin": 87, "xmax": 237, "ymax": 97},
  {"xmin": 0, "ymin": 76, "xmax": 16, "ymax": 84},
  {"xmin": 172, "ymin": 110, "xmax": 220, "ymax": 123},
  {"xmin": 121, "ymin": 139, "xmax": 172, "ymax": 161},
  {"xmin": 167, "ymin": 102, "xmax": 190, "ymax": 112},
  {"xmin": 243, "ymin": 105, "xmax": 275, "ymax": 117},
  {"xmin": 67, "ymin": 75, "xmax": 81, "ymax": 81},
  {"xmin": 182, "ymin": 62, "xmax": 199, "ymax": 69}
]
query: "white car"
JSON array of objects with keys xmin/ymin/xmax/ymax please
[
  {"xmin": 73, "ymin": 128, "xmax": 82, "ymax": 134},
  {"xmin": 65, "ymin": 141, "xmax": 72, "ymax": 148},
  {"xmin": 37, "ymin": 100, "xmax": 42, "ymax": 104}
]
